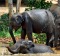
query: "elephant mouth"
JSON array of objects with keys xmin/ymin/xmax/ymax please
[{"xmin": 12, "ymin": 25, "xmax": 21, "ymax": 32}]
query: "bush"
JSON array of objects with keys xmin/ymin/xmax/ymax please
[
  {"xmin": 33, "ymin": 33, "xmax": 46, "ymax": 44},
  {"xmin": 0, "ymin": 14, "xmax": 9, "ymax": 37},
  {"xmin": 0, "ymin": 13, "xmax": 9, "ymax": 31},
  {"xmin": 25, "ymin": 0, "xmax": 52, "ymax": 11}
]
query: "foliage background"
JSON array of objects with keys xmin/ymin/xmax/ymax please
[{"xmin": 24, "ymin": 0, "xmax": 52, "ymax": 11}]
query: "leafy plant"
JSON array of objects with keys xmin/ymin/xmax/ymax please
[
  {"xmin": 25, "ymin": 0, "xmax": 52, "ymax": 11},
  {"xmin": 33, "ymin": 33, "xmax": 46, "ymax": 44},
  {"xmin": 0, "ymin": 13, "xmax": 9, "ymax": 31}
]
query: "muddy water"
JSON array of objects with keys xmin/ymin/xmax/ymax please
[{"xmin": 52, "ymin": 48, "xmax": 60, "ymax": 54}]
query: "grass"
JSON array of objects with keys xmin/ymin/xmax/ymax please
[{"xmin": 0, "ymin": 30, "xmax": 21, "ymax": 38}]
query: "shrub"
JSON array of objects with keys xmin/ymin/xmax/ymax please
[
  {"xmin": 25, "ymin": 0, "xmax": 52, "ymax": 11},
  {"xmin": 33, "ymin": 33, "xmax": 46, "ymax": 44},
  {"xmin": 0, "ymin": 13, "xmax": 9, "ymax": 31}
]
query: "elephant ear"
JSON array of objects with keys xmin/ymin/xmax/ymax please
[
  {"xmin": 16, "ymin": 15, "xmax": 23, "ymax": 24},
  {"xmin": 22, "ymin": 40, "xmax": 35, "ymax": 49},
  {"xmin": 26, "ymin": 40, "xmax": 35, "ymax": 49},
  {"xmin": 28, "ymin": 41, "xmax": 35, "ymax": 47}
]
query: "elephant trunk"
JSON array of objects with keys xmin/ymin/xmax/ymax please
[
  {"xmin": 9, "ymin": 26, "xmax": 16, "ymax": 43},
  {"xmin": 7, "ymin": 46, "xmax": 20, "ymax": 54}
]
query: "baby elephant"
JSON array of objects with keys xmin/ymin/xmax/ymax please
[{"xmin": 7, "ymin": 40, "xmax": 54, "ymax": 54}]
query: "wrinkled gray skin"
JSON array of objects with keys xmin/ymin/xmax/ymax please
[
  {"xmin": 7, "ymin": 40, "xmax": 54, "ymax": 54},
  {"xmin": 9, "ymin": 9, "xmax": 55, "ymax": 47},
  {"xmin": 49, "ymin": 6, "xmax": 60, "ymax": 47},
  {"xmin": 54, "ymin": 19, "xmax": 60, "ymax": 46}
]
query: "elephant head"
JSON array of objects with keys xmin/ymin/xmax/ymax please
[
  {"xmin": 7, "ymin": 40, "xmax": 34, "ymax": 54},
  {"xmin": 9, "ymin": 13, "xmax": 23, "ymax": 43}
]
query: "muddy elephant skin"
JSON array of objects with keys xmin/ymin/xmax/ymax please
[
  {"xmin": 9, "ymin": 9, "xmax": 55, "ymax": 47},
  {"xmin": 7, "ymin": 40, "xmax": 54, "ymax": 54}
]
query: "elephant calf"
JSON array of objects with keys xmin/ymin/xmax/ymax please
[{"xmin": 7, "ymin": 40, "xmax": 54, "ymax": 54}]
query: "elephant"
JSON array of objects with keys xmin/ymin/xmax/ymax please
[
  {"xmin": 9, "ymin": 9, "xmax": 55, "ymax": 47},
  {"xmin": 54, "ymin": 18, "xmax": 60, "ymax": 47},
  {"xmin": 49, "ymin": 5, "xmax": 60, "ymax": 47},
  {"xmin": 7, "ymin": 40, "xmax": 54, "ymax": 54}
]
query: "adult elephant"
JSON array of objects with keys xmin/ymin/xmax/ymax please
[
  {"xmin": 49, "ymin": 5, "xmax": 60, "ymax": 47},
  {"xmin": 54, "ymin": 18, "xmax": 60, "ymax": 47},
  {"xmin": 9, "ymin": 9, "xmax": 55, "ymax": 47}
]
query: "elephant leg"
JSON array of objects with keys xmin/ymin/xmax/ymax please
[
  {"xmin": 46, "ymin": 33, "xmax": 53, "ymax": 47},
  {"xmin": 21, "ymin": 29, "xmax": 26, "ymax": 39},
  {"xmin": 59, "ymin": 37, "xmax": 60, "ymax": 45},
  {"xmin": 54, "ymin": 30, "xmax": 59, "ymax": 47},
  {"xmin": 26, "ymin": 25, "xmax": 33, "ymax": 41},
  {"xmin": 9, "ymin": 26, "xmax": 16, "ymax": 44},
  {"xmin": 54, "ymin": 37, "xmax": 58, "ymax": 47},
  {"xmin": 57, "ymin": 37, "xmax": 60, "ymax": 47},
  {"xmin": 27, "ymin": 32, "xmax": 33, "ymax": 41}
]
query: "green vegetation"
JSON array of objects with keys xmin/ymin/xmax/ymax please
[
  {"xmin": 0, "ymin": 13, "xmax": 9, "ymax": 37},
  {"xmin": 33, "ymin": 33, "xmax": 46, "ymax": 44},
  {"xmin": 25, "ymin": 0, "xmax": 52, "ymax": 11},
  {"xmin": 9, "ymin": 42, "xmax": 14, "ymax": 46}
]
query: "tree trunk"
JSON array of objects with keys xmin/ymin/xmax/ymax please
[
  {"xmin": 58, "ymin": 0, "xmax": 60, "ymax": 6},
  {"xmin": 5, "ymin": 0, "xmax": 8, "ymax": 7},
  {"xmin": 16, "ymin": 0, "xmax": 22, "ymax": 13},
  {"xmin": 8, "ymin": 0, "xmax": 13, "ymax": 19}
]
